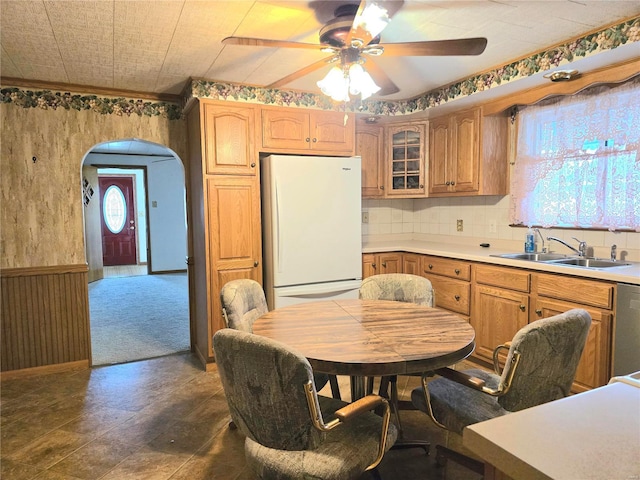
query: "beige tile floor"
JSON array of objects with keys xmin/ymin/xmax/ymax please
[{"xmin": 1, "ymin": 353, "xmax": 483, "ymax": 480}]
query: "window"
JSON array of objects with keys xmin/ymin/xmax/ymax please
[
  {"xmin": 509, "ymin": 77, "xmax": 639, "ymax": 231},
  {"xmin": 103, "ymin": 185, "xmax": 127, "ymax": 233}
]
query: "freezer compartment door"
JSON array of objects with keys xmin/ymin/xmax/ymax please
[{"xmin": 271, "ymin": 280, "xmax": 362, "ymax": 309}]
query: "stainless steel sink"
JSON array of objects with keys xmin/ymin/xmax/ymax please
[
  {"xmin": 548, "ymin": 258, "xmax": 631, "ymax": 268},
  {"xmin": 492, "ymin": 253, "xmax": 568, "ymax": 262}
]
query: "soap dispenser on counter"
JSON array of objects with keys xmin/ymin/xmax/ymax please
[{"xmin": 525, "ymin": 227, "xmax": 536, "ymax": 253}]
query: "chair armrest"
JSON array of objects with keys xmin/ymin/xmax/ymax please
[
  {"xmin": 304, "ymin": 384, "xmax": 392, "ymax": 473},
  {"xmin": 434, "ymin": 367, "xmax": 486, "ymax": 392},
  {"xmin": 334, "ymin": 394, "xmax": 384, "ymax": 422},
  {"xmin": 492, "ymin": 342, "xmax": 511, "ymax": 374}
]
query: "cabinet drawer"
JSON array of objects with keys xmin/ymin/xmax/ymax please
[
  {"xmin": 535, "ymin": 273, "xmax": 614, "ymax": 309},
  {"xmin": 474, "ymin": 264, "xmax": 530, "ymax": 293},
  {"xmin": 422, "ymin": 256, "xmax": 471, "ymax": 281},
  {"xmin": 425, "ymin": 274, "xmax": 470, "ymax": 316}
]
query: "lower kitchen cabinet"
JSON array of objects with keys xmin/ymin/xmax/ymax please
[
  {"xmin": 532, "ymin": 273, "xmax": 615, "ymax": 392},
  {"xmin": 472, "ymin": 284, "xmax": 529, "ymax": 362},
  {"xmin": 532, "ymin": 297, "xmax": 611, "ymax": 393},
  {"xmin": 472, "ymin": 263, "xmax": 531, "ymax": 361},
  {"xmin": 363, "ymin": 250, "xmax": 617, "ymax": 391},
  {"xmin": 402, "ymin": 253, "xmax": 422, "ymax": 275},
  {"xmin": 362, "ymin": 252, "xmax": 403, "ymax": 278},
  {"xmin": 421, "ymin": 255, "xmax": 471, "ymax": 320}
]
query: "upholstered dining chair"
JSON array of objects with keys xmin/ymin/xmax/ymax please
[
  {"xmin": 358, "ymin": 273, "xmax": 435, "ymax": 441},
  {"xmin": 411, "ymin": 308, "xmax": 592, "ymax": 475},
  {"xmin": 220, "ymin": 279, "xmax": 341, "ymax": 400},
  {"xmin": 213, "ymin": 328, "xmax": 398, "ymax": 480}
]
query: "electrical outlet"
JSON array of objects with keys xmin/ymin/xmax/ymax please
[
  {"xmin": 362, "ymin": 212, "xmax": 369, "ymax": 224},
  {"xmin": 489, "ymin": 219, "xmax": 497, "ymax": 233},
  {"xmin": 456, "ymin": 219, "xmax": 463, "ymax": 232}
]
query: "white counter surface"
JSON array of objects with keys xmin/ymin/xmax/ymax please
[
  {"xmin": 362, "ymin": 239, "xmax": 640, "ymax": 285},
  {"xmin": 462, "ymin": 380, "xmax": 640, "ymax": 480}
]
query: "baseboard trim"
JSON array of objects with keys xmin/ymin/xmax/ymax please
[{"xmin": 1, "ymin": 360, "xmax": 89, "ymax": 381}]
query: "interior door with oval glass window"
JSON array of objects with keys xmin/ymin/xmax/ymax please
[{"xmin": 99, "ymin": 176, "xmax": 137, "ymax": 266}]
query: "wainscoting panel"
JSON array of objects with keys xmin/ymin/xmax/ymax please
[{"xmin": 1, "ymin": 265, "xmax": 90, "ymax": 372}]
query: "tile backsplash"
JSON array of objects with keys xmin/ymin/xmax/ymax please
[{"xmin": 362, "ymin": 197, "xmax": 640, "ymax": 262}]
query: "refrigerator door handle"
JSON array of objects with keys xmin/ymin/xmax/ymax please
[{"xmin": 275, "ymin": 180, "xmax": 282, "ymax": 273}]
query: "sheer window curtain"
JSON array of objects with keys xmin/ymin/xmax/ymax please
[{"xmin": 509, "ymin": 77, "xmax": 640, "ymax": 231}]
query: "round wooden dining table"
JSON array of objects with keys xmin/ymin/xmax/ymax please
[{"xmin": 253, "ymin": 299, "xmax": 476, "ymax": 400}]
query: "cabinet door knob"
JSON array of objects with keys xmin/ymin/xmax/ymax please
[
  {"xmin": 306, "ymin": 137, "xmax": 310, "ymax": 142},
  {"xmin": 380, "ymin": 185, "xmax": 385, "ymax": 190},
  {"xmin": 312, "ymin": 138, "xmax": 317, "ymax": 143},
  {"xmin": 372, "ymin": 263, "xmax": 377, "ymax": 269},
  {"xmin": 254, "ymin": 261, "xmax": 259, "ymax": 267},
  {"xmin": 519, "ymin": 304, "xmax": 526, "ymax": 312},
  {"xmin": 428, "ymin": 264, "xmax": 433, "ymax": 270},
  {"xmin": 451, "ymin": 181, "xmax": 456, "ymax": 186},
  {"xmin": 454, "ymin": 269, "xmax": 460, "ymax": 275},
  {"xmin": 251, "ymin": 162, "xmax": 256, "ymax": 168},
  {"xmin": 445, "ymin": 181, "xmax": 451, "ymax": 185},
  {"xmin": 381, "ymin": 262, "xmax": 387, "ymax": 268},
  {"xmin": 454, "ymin": 295, "xmax": 460, "ymax": 301},
  {"xmin": 535, "ymin": 309, "xmax": 543, "ymax": 315},
  {"xmin": 419, "ymin": 184, "xmax": 424, "ymax": 188}
]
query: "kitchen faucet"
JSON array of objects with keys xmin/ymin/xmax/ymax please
[
  {"xmin": 547, "ymin": 236, "xmax": 587, "ymax": 257},
  {"xmin": 534, "ymin": 228, "xmax": 546, "ymax": 253}
]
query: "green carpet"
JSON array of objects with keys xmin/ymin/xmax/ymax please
[{"xmin": 89, "ymin": 273, "xmax": 190, "ymax": 366}]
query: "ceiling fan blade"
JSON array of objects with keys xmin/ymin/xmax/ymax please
[
  {"xmin": 267, "ymin": 56, "xmax": 337, "ymax": 89},
  {"xmin": 363, "ymin": 57, "xmax": 400, "ymax": 96},
  {"xmin": 346, "ymin": 0, "xmax": 404, "ymax": 47},
  {"xmin": 380, "ymin": 37, "xmax": 488, "ymax": 56},
  {"xmin": 222, "ymin": 36, "xmax": 321, "ymax": 50}
]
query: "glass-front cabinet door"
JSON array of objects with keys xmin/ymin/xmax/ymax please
[{"xmin": 386, "ymin": 123, "xmax": 426, "ymax": 196}]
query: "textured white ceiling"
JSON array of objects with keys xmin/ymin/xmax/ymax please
[{"xmin": 1, "ymin": 1, "xmax": 639, "ymax": 101}]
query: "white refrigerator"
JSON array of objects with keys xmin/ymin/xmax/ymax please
[{"xmin": 261, "ymin": 154, "xmax": 362, "ymax": 309}]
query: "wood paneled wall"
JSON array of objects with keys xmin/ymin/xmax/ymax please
[{"xmin": 1, "ymin": 264, "xmax": 90, "ymax": 372}]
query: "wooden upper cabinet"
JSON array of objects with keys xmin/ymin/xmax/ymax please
[
  {"xmin": 386, "ymin": 123, "xmax": 426, "ymax": 197},
  {"xmin": 356, "ymin": 124, "xmax": 385, "ymax": 198},
  {"xmin": 261, "ymin": 108, "xmax": 355, "ymax": 155},
  {"xmin": 428, "ymin": 107, "xmax": 508, "ymax": 197},
  {"xmin": 451, "ymin": 109, "xmax": 481, "ymax": 193},
  {"xmin": 202, "ymin": 101, "xmax": 257, "ymax": 176}
]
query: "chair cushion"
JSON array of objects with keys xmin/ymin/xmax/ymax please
[
  {"xmin": 411, "ymin": 369, "xmax": 507, "ymax": 435},
  {"xmin": 359, "ymin": 273, "xmax": 434, "ymax": 307},
  {"xmin": 245, "ymin": 396, "xmax": 398, "ymax": 480}
]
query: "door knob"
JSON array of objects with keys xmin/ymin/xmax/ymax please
[
  {"xmin": 454, "ymin": 295, "xmax": 460, "ymax": 301},
  {"xmin": 519, "ymin": 305, "xmax": 526, "ymax": 312},
  {"xmin": 254, "ymin": 261, "xmax": 259, "ymax": 267},
  {"xmin": 428, "ymin": 264, "xmax": 433, "ymax": 270},
  {"xmin": 251, "ymin": 162, "xmax": 256, "ymax": 167},
  {"xmin": 454, "ymin": 269, "xmax": 460, "ymax": 275},
  {"xmin": 381, "ymin": 262, "xmax": 387, "ymax": 268},
  {"xmin": 535, "ymin": 309, "xmax": 543, "ymax": 315}
]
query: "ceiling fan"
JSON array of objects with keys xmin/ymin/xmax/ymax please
[{"xmin": 222, "ymin": 0, "xmax": 488, "ymax": 100}]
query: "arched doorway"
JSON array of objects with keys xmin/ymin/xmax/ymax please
[{"xmin": 82, "ymin": 139, "xmax": 190, "ymax": 365}]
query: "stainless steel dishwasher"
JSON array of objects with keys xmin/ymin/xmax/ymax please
[{"xmin": 613, "ymin": 283, "xmax": 640, "ymax": 376}]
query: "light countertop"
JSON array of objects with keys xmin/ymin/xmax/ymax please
[
  {"xmin": 362, "ymin": 239, "xmax": 640, "ymax": 285},
  {"xmin": 462, "ymin": 377, "xmax": 640, "ymax": 480}
]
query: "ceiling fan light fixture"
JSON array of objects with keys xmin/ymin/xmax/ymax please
[
  {"xmin": 317, "ymin": 66, "xmax": 350, "ymax": 102},
  {"xmin": 348, "ymin": 63, "xmax": 380, "ymax": 99},
  {"xmin": 317, "ymin": 62, "xmax": 380, "ymax": 102},
  {"xmin": 354, "ymin": 3, "xmax": 390, "ymax": 39}
]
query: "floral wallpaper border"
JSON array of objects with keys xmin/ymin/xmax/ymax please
[
  {"xmin": 1, "ymin": 16, "xmax": 637, "ymax": 119},
  {"xmin": 0, "ymin": 88, "xmax": 182, "ymax": 120}
]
